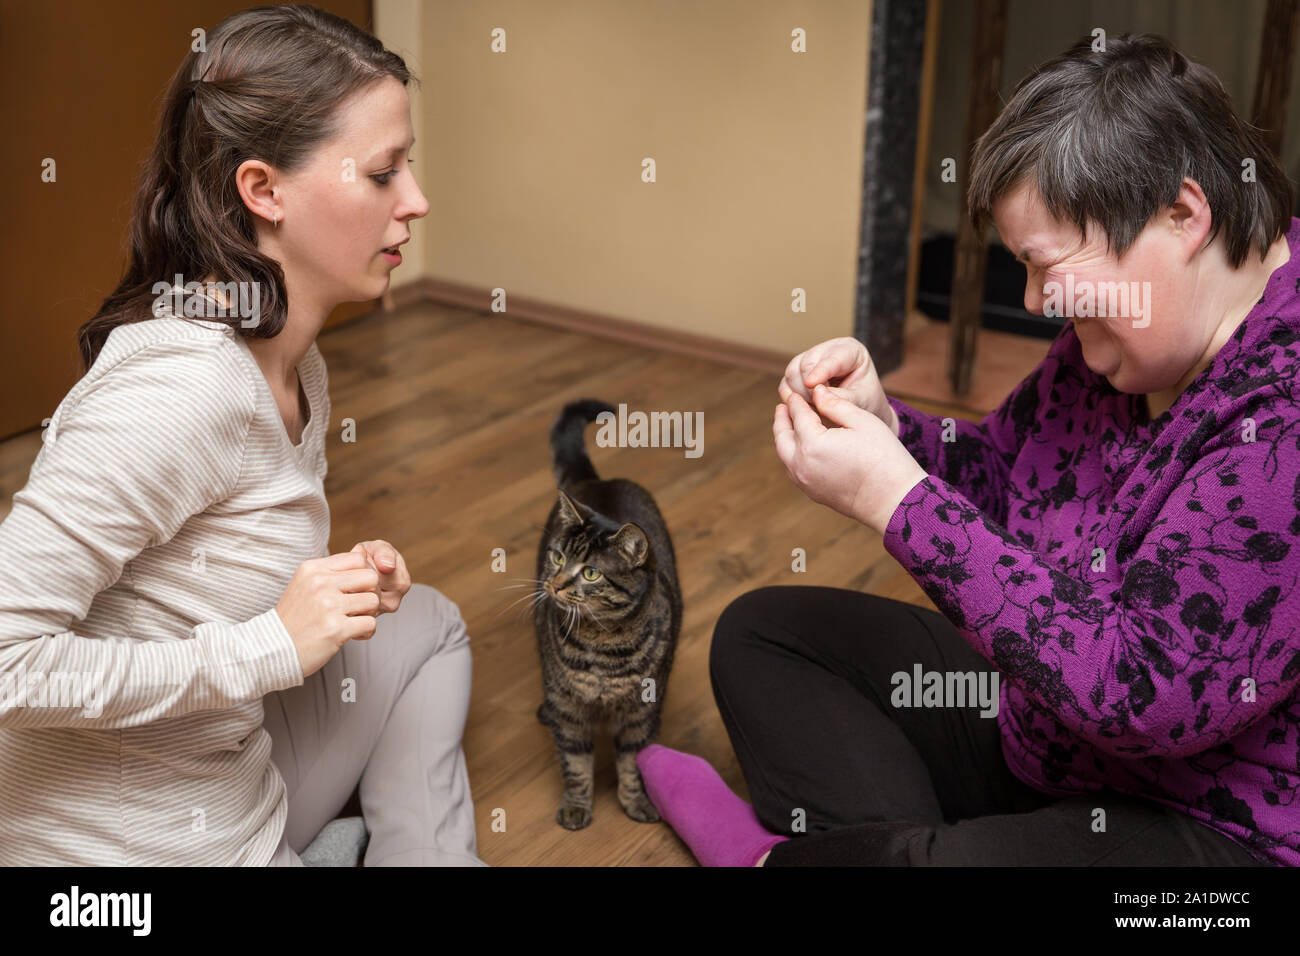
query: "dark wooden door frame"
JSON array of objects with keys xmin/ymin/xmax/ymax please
[{"xmin": 854, "ymin": 0, "xmax": 930, "ymax": 377}]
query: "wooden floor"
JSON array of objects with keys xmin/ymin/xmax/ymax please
[{"xmin": 0, "ymin": 302, "xmax": 1048, "ymax": 866}]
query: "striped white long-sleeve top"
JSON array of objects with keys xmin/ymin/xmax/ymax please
[{"xmin": 0, "ymin": 299, "xmax": 330, "ymax": 865}]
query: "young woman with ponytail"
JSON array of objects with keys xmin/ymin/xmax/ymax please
[{"xmin": 0, "ymin": 4, "xmax": 482, "ymax": 867}]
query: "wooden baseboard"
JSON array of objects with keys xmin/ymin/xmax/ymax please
[
  {"xmin": 365, "ymin": 278, "xmax": 1024, "ymax": 418},
  {"xmin": 380, "ymin": 276, "xmax": 792, "ymax": 376},
  {"xmin": 380, "ymin": 278, "xmax": 429, "ymax": 314}
]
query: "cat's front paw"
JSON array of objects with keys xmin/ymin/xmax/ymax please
[
  {"xmin": 619, "ymin": 790, "xmax": 660, "ymax": 823},
  {"xmin": 557, "ymin": 802, "xmax": 593, "ymax": 830}
]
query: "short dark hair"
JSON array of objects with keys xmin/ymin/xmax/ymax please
[{"xmin": 968, "ymin": 32, "xmax": 1292, "ymax": 268}]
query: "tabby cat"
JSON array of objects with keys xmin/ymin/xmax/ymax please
[{"xmin": 534, "ymin": 399, "xmax": 682, "ymax": 830}]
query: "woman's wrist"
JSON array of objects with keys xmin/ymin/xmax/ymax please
[
  {"xmin": 859, "ymin": 465, "xmax": 928, "ymax": 536},
  {"xmin": 874, "ymin": 397, "xmax": 901, "ymax": 437}
]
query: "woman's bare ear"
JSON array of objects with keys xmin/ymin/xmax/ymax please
[
  {"xmin": 233, "ymin": 158, "xmax": 281, "ymax": 228},
  {"xmin": 1167, "ymin": 178, "xmax": 1214, "ymax": 260}
]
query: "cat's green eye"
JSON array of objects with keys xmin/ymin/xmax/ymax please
[
  {"xmin": 549, "ymin": 549, "xmax": 565, "ymax": 566},
  {"xmin": 581, "ymin": 566, "xmax": 601, "ymax": 581}
]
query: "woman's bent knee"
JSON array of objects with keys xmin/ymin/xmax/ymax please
[
  {"xmin": 710, "ymin": 587, "xmax": 786, "ymax": 681},
  {"xmin": 401, "ymin": 582, "xmax": 471, "ymax": 661}
]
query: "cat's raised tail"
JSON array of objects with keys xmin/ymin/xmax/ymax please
[{"xmin": 551, "ymin": 398, "xmax": 617, "ymax": 489}]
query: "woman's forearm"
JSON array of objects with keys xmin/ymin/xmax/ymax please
[
  {"xmin": 881, "ymin": 446, "xmax": 1300, "ymax": 760},
  {"xmin": 0, "ymin": 609, "xmax": 302, "ymax": 728}
]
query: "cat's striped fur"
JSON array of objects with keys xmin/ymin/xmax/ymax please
[{"xmin": 534, "ymin": 399, "xmax": 682, "ymax": 829}]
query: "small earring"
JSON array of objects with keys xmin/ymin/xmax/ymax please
[{"xmin": 273, "ymin": 213, "xmax": 279, "ymax": 229}]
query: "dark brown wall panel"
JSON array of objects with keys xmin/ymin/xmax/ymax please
[{"xmin": 0, "ymin": 0, "xmax": 373, "ymax": 440}]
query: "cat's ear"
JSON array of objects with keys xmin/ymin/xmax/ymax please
[
  {"xmin": 612, "ymin": 523, "xmax": 649, "ymax": 567},
  {"xmin": 557, "ymin": 490, "xmax": 585, "ymax": 526}
]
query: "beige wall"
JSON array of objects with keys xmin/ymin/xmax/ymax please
[{"xmin": 374, "ymin": 0, "xmax": 873, "ymax": 358}]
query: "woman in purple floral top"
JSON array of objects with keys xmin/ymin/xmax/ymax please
[{"xmin": 635, "ymin": 33, "xmax": 1297, "ymax": 867}]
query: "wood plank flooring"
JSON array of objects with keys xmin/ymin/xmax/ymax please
[{"xmin": 0, "ymin": 302, "xmax": 1044, "ymax": 866}]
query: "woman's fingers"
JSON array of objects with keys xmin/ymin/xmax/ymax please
[
  {"xmin": 345, "ymin": 540, "xmax": 411, "ymax": 616},
  {"xmin": 782, "ymin": 342, "xmax": 856, "ymax": 404},
  {"xmin": 784, "ymin": 389, "xmax": 826, "ymax": 440},
  {"xmin": 347, "ymin": 615, "xmax": 378, "ymax": 641},
  {"xmin": 344, "ymin": 589, "xmax": 382, "ymax": 616},
  {"xmin": 801, "ymin": 359, "xmax": 834, "ymax": 389},
  {"xmin": 773, "ymin": 402, "xmax": 797, "ymax": 470},
  {"xmin": 335, "ymin": 566, "xmax": 381, "ymax": 593},
  {"xmin": 781, "ymin": 360, "xmax": 812, "ymax": 403},
  {"xmin": 802, "ymin": 343, "xmax": 859, "ymax": 390},
  {"xmin": 773, "ymin": 401, "xmax": 792, "ymax": 437},
  {"xmin": 322, "ymin": 550, "xmax": 370, "ymax": 572}
]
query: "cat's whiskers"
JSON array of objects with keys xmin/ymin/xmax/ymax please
[
  {"xmin": 495, "ymin": 577, "xmax": 547, "ymax": 591},
  {"xmin": 491, "ymin": 575, "xmax": 550, "ymax": 619},
  {"xmin": 517, "ymin": 590, "xmax": 551, "ymax": 623},
  {"xmin": 493, "ymin": 586, "xmax": 549, "ymax": 620},
  {"xmin": 577, "ymin": 604, "xmax": 610, "ymax": 634}
]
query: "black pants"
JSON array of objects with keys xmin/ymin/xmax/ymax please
[{"xmin": 709, "ymin": 586, "xmax": 1268, "ymax": 866}]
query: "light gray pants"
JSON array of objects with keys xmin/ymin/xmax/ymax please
[{"xmin": 262, "ymin": 582, "xmax": 487, "ymax": 866}]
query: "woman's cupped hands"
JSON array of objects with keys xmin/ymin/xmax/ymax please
[{"xmin": 772, "ymin": 337, "xmax": 928, "ymax": 535}]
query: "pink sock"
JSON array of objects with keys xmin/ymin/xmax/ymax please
[{"xmin": 637, "ymin": 744, "xmax": 790, "ymax": 867}]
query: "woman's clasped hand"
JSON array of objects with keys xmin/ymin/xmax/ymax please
[
  {"xmin": 772, "ymin": 337, "xmax": 928, "ymax": 536},
  {"xmin": 274, "ymin": 539, "xmax": 412, "ymax": 677}
]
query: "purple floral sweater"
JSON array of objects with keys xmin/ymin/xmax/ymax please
[{"xmin": 883, "ymin": 219, "xmax": 1300, "ymax": 867}]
